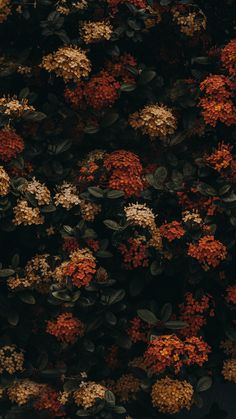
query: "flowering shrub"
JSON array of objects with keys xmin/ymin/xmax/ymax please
[{"xmin": 0, "ymin": 1, "xmax": 235, "ymax": 418}]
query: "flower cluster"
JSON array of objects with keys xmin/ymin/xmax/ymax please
[
  {"xmin": 0, "ymin": 345, "xmax": 24, "ymax": 375},
  {"xmin": 54, "ymin": 248, "xmax": 96, "ymax": 288},
  {"xmin": 128, "ymin": 317, "xmax": 148, "ymax": 343},
  {"xmin": 221, "ymin": 39, "xmax": 236, "ymax": 76},
  {"xmin": 179, "ymin": 292, "xmax": 215, "ymax": 337},
  {"xmin": 54, "ymin": 182, "xmax": 80, "ymax": 210},
  {"xmin": 41, "ymin": 46, "xmax": 91, "ymax": 82},
  {"xmin": 46, "ymin": 312, "xmax": 85, "ymax": 344},
  {"xmin": 160, "ymin": 221, "xmax": 185, "ymax": 242},
  {"xmin": 151, "ymin": 377, "xmax": 193, "ymax": 414},
  {"xmin": 188, "ymin": 235, "xmax": 227, "ymax": 270},
  {"xmin": 205, "ymin": 143, "xmax": 233, "ymax": 172},
  {"xmin": 104, "ymin": 150, "xmax": 144, "ymax": 197},
  {"xmin": 129, "ymin": 104, "xmax": 177, "ymax": 139},
  {"xmin": 118, "ymin": 236, "xmax": 149, "ymax": 269},
  {"xmin": 84, "ymin": 71, "xmax": 120, "ymax": 110},
  {"xmin": 13, "ymin": 199, "xmax": 44, "ymax": 226},
  {"xmin": 0, "ymin": 0, "xmax": 11, "ymax": 23},
  {"xmin": 172, "ymin": 6, "xmax": 207, "ymax": 37},
  {"xmin": 8, "ymin": 380, "xmax": 43, "ymax": 405},
  {"xmin": 114, "ymin": 374, "xmax": 141, "ymax": 402},
  {"xmin": 80, "ymin": 20, "xmax": 113, "ymax": 44},
  {"xmin": 144, "ymin": 334, "xmax": 210, "ymax": 374},
  {"xmin": 74, "ymin": 382, "xmax": 107, "ymax": 409},
  {"xmin": 199, "ymin": 74, "xmax": 236, "ymax": 127},
  {"xmin": 0, "ymin": 96, "xmax": 35, "ymax": 117},
  {"xmin": 0, "ymin": 165, "xmax": 10, "ymax": 196},
  {"xmin": 34, "ymin": 387, "xmax": 65, "ymax": 417},
  {"xmin": 222, "ymin": 359, "xmax": 236, "ymax": 383},
  {"xmin": 0, "ymin": 128, "xmax": 24, "ymax": 161},
  {"xmin": 225, "ymin": 284, "xmax": 236, "ymax": 305}
]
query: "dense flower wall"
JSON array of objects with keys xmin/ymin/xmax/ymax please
[{"xmin": 0, "ymin": 0, "xmax": 235, "ymax": 418}]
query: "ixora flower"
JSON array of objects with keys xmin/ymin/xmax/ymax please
[
  {"xmin": 0, "ymin": 129, "xmax": 24, "ymax": 161},
  {"xmin": 80, "ymin": 21, "xmax": 113, "ymax": 44},
  {"xmin": 8, "ymin": 380, "xmax": 44, "ymax": 406},
  {"xmin": 74, "ymin": 382, "xmax": 107, "ymax": 409},
  {"xmin": 151, "ymin": 377, "xmax": 193, "ymax": 414},
  {"xmin": 221, "ymin": 39, "xmax": 236, "ymax": 76},
  {"xmin": 0, "ymin": 345, "xmax": 24, "ymax": 374},
  {"xmin": 129, "ymin": 104, "xmax": 177, "ymax": 139},
  {"xmin": 46, "ymin": 312, "xmax": 85, "ymax": 344},
  {"xmin": 41, "ymin": 46, "xmax": 91, "ymax": 82},
  {"xmin": 0, "ymin": 165, "xmax": 10, "ymax": 196},
  {"xmin": 222, "ymin": 359, "xmax": 236, "ymax": 383},
  {"xmin": 0, "ymin": 0, "xmax": 11, "ymax": 23},
  {"xmin": 188, "ymin": 235, "xmax": 227, "ymax": 270}
]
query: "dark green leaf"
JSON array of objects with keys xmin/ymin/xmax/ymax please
[{"xmin": 137, "ymin": 309, "xmax": 158, "ymax": 325}]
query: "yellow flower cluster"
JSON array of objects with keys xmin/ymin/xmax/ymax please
[
  {"xmin": 24, "ymin": 178, "xmax": 51, "ymax": 206},
  {"xmin": 0, "ymin": 345, "xmax": 24, "ymax": 375},
  {"xmin": 0, "ymin": 96, "xmax": 35, "ymax": 117},
  {"xmin": 56, "ymin": 0, "xmax": 88, "ymax": 15},
  {"xmin": 41, "ymin": 46, "xmax": 91, "ymax": 82},
  {"xmin": 124, "ymin": 203, "xmax": 162, "ymax": 250},
  {"xmin": 151, "ymin": 377, "xmax": 193, "ymax": 414},
  {"xmin": 79, "ymin": 199, "xmax": 101, "ymax": 221},
  {"xmin": 182, "ymin": 210, "xmax": 202, "ymax": 224},
  {"xmin": 144, "ymin": 6, "xmax": 162, "ymax": 29},
  {"xmin": 8, "ymin": 254, "xmax": 53, "ymax": 292},
  {"xmin": 172, "ymin": 8, "xmax": 207, "ymax": 37},
  {"xmin": 0, "ymin": 165, "xmax": 10, "ymax": 196},
  {"xmin": 80, "ymin": 21, "xmax": 113, "ymax": 44},
  {"xmin": 222, "ymin": 359, "xmax": 236, "ymax": 382},
  {"xmin": 8, "ymin": 380, "xmax": 44, "ymax": 405},
  {"xmin": 74, "ymin": 381, "xmax": 106, "ymax": 409},
  {"xmin": 13, "ymin": 200, "xmax": 44, "ymax": 225},
  {"xmin": 114, "ymin": 374, "xmax": 141, "ymax": 402},
  {"xmin": 129, "ymin": 104, "xmax": 177, "ymax": 139},
  {"xmin": 17, "ymin": 65, "xmax": 32, "ymax": 75},
  {"xmin": 0, "ymin": 0, "xmax": 11, "ymax": 23},
  {"xmin": 54, "ymin": 182, "xmax": 80, "ymax": 210}
]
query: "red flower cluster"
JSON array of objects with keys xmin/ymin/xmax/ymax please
[
  {"xmin": 78, "ymin": 161, "xmax": 100, "ymax": 186},
  {"xmin": 118, "ymin": 237, "xmax": 149, "ymax": 269},
  {"xmin": 144, "ymin": 334, "xmax": 210, "ymax": 374},
  {"xmin": 179, "ymin": 292, "xmax": 215, "ymax": 337},
  {"xmin": 199, "ymin": 75, "xmax": 236, "ymax": 127},
  {"xmin": 188, "ymin": 235, "xmax": 227, "ymax": 270},
  {"xmin": 106, "ymin": 53, "xmax": 138, "ymax": 84},
  {"xmin": 160, "ymin": 221, "xmax": 185, "ymax": 242},
  {"xmin": 84, "ymin": 71, "xmax": 120, "ymax": 110},
  {"xmin": 63, "ymin": 238, "xmax": 79, "ymax": 253},
  {"xmin": 46, "ymin": 312, "xmax": 85, "ymax": 344},
  {"xmin": 0, "ymin": 129, "xmax": 24, "ymax": 161},
  {"xmin": 225, "ymin": 284, "xmax": 236, "ymax": 305},
  {"xmin": 104, "ymin": 150, "xmax": 144, "ymax": 197},
  {"xmin": 221, "ymin": 39, "xmax": 236, "ymax": 76},
  {"xmin": 34, "ymin": 388, "xmax": 65, "ymax": 417},
  {"xmin": 128, "ymin": 317, "xmax": 148, "ymax": 343},
  {"xmin": 64, "ymin": 82, "xmax": 85, "ymax": 110}
]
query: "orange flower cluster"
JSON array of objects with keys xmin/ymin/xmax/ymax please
[
  {"xmin": 104, "ymin": 150, "xmax": 144, "ymax": 197},
  {"xmin": 188, "ymin": 235, "xmax": 227, "ymax": 270},
  {"xmin": 225, "ymin": 284, "xmax": 236, "ymax": 305},
  {"xmin": 160, "ymin": 221, "xmax": 185, "ymax": 242},
  {"xmin": 221, "ymin": 39, "xmax": 236, "ymax": 76},
  {"xmin": 184, "ymin": 336, "xmax": 211, "ymax": 366},
  {"xmin": 151, "ymin": 377, "xmax": 193, "ymax": 414},
  {"xmin": 118, "ymin": 237, "xmax": 149, "ymax": 269},
  {"xmin": 34, "ymin": 387, "xmax": 65, "ymax": 417},
  {"xmin": 55, "ymin": 248, "xmax": 96, "ymax": 288},
  {"xmin": 46, "ymin": 312, "xmax": 85, "ymax": 344},
  {"xmin": 199, "ymin": 75, "xmax": 236, "ymax": 127},
  {"xmin": 64, "ymin": 82, "xmax": 85, "ymax": 110},
  {"xmin": 144, "ymin": 334, "xmax": 210, "ymax": 374},
  {"xmin": 205, "ymin": 143, "xmax": 233, "ymax": 172},
  {"xmin": 78, "ymin": 161, "xmax": 100, "ymax": 186},
  {"xmin": 128, "ymin": 317, "xmax": 148, "ymax": 343},
  {"xmin": 0, "ymin": 128, "xmax": 24, "ymax": 161},
  {"xmin": 144, "ymin": 335, "xmax": 184, "ymax": 374},
  {"xmin": 179, "ymin": 292, "xmax": 215, "ymax": 337},
  {"xmin": 85, "ymin": 239, "xmax": 100, "ymax": 252},
  {"xmin": 200, "ymin": 75, "xmax": 235, "ymax": 100}
]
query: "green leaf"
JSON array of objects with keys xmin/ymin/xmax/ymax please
[
  {"xmin": 197, "ymin": 183, "xmax": 217, "ymax": 197},
  {"xmin": 0, "ymin": 268, "xmax": 15, "ymax": 277},
  {"xmin": 101, "ymin": 112, "xmax": 119, "ymax": 128},
  {"xmin": 7, "ymin": 310, "xmax": 19, "ymax": 326},
  {"xmin": 161, "ymin": 303, "xmax": 172, "ymax": 322},
  {"xmin": 76, "ymin": 410, "xmax": 90, "ymax": 416},
  {"xmin": 139, "ymin": 70, "xmax": 156, "ymax": 84},
  {"xmin": 106, "ymin": 190, "xmax": 124, "ymax": 199},
  {"xmin": 105, "ymin": 390, "xmax": 116, "ymax": 406},
  {"xmin": 222, "ymin": 192, "xmax": 236, "ymax": 202},
  {"xmin": 137, "ymin": 309, "xmax": 158, "ymax": 325},
  {"xmin": 19, "ymin": 292, "xmax": 36, "ymax": 305},
  {"xmin": 51, "ymin": 290, "xmax": 71, "ymax": 301},
  {"xmin": 120, "ymin": 83, "xmax": 136, "ymax": 92},
  {"xmin": 196, "ymin": 376, "xmax": 212, "ymax": 392},
  {"xmin": 154, "ymin": 167, "xmax": 168, "ymax": 183},
  {"xmin": 96, "ymin": 250, "xmax": 113, "ymax": 258},
  {"xmin": 103, "ymin": 220, "xmax": 122, "ymax": 230},
  {"xmin": 11, "ymin": 254, "xmax": 20, "ymax": 269},
  {"xmin": 112, "ymin": 406, "xmax": 126, "ymax": 414},
  {"xmin": 88, "ymin": 187, "xmax": 104, "ymax": 198},
  {"xmin": 165, "ymin": 320, "xmax": 188, "ymax": 329},
  {"xmin": 150, "ymin": 261, "xmax": 163, "ymax": 276}
]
